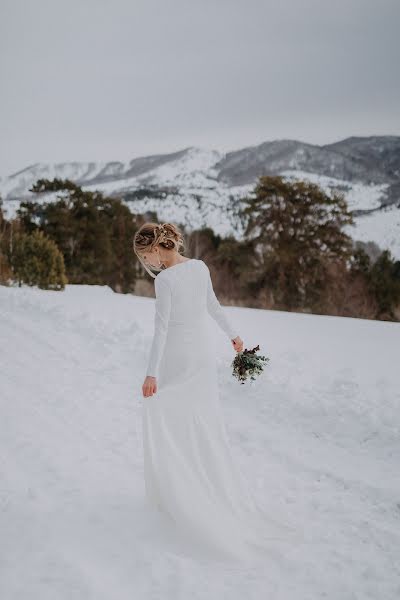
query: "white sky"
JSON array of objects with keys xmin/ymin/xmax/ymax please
[{"xmin": 0, "ymin": 0, "xmax": 399, "ymax": 177}]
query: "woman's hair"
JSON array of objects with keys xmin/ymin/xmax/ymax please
[{"xmin": 133, "ymin": 222, "xmax": 184, "ymax": 278}]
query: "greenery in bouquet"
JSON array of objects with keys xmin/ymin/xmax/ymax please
[{"xmin": 231, "ymin": 344, "xmax": 269, "ymax": 384}]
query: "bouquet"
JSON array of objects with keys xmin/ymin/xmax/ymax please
[{"xmin": 231, "ymin": 344, "xmax": 269, "ymax": 384}]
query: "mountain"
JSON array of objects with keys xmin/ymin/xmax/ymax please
[
  {"xmin": 216, "ymin": 137, "xmax": 400, "ymax": 186},
  {"xmin": 324, "ymin": 136, "xmax": 400, "ymax": 182},
  {"xmin": 1, "ymin": 136, "xmax": 399, "ymax": 259}
]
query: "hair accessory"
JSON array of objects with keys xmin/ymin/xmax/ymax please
[{"xmin": 155, "ymin": 223, "xmax": 168, "ymax": 243}]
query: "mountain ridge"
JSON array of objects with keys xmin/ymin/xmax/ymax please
[
  {"xmin": 2, "ymin": 136, "xmax": 400, "ymax": 198},
  {"xmin": 1, "ymin": 136, "xmax": 399, "ymax": 260}
]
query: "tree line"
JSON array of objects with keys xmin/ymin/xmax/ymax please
[{"xmin": 0, "ymin": 176, "xmax": 399, "ymax": 321}]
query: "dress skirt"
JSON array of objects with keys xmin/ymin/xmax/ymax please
[{"xmin": 141, "ymin": 317, "xmax": 295, "ymax": 564}]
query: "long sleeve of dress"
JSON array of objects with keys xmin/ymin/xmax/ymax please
[
  {"xmin": 146, "ymin": 275, "xmax": 172, "ymax": 378},
  {"xmin": 206, "ymin": 266, "xmax": 238, "ymax": 340}
]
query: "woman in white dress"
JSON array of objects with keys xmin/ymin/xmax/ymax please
[{"xmin": 134, "ymin": 222, "xmax": 294, "ymax": 564}]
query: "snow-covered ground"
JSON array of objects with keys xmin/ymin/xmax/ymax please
[{"xmin": 0, "ymin": 284, "xmax": 399, "ymax": 599}]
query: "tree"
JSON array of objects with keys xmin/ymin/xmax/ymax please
[
  {"xmin": 368, "ymin": 250, "xmax": 400, "ymax": 320},
  {"xmin": 11, "ymin": 230, "xmax": 67, "ymax": 290},
  {"xmin": 0, "ymin": 197, "xmax": 13, "ymax": 283},
  {"xmin": 17, "ymin": 179, "xmax": 138, "ymax": 292},
  {"xmin": 239, "ymin": 176, "xmax": 355, "ymax": 310}
]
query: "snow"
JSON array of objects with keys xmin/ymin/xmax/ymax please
[
  {"xmin": 281, "ymin": 170, "xmax": 388, "ymax": 212},
  {"xmin": 1, "ymin": 283, "xmax": 399, "ymax": 599},
  {"xmin": 142, "ymin": 147, "xmax": 223, "ymax": 185},
  {"xmin": 344, "ymin": 204, "xmax": 400, "ymax": 261}
]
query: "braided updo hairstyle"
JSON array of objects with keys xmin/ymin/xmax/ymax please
[{"xmin": 133, "ymin": 222, "xmax": 185, "ymax": 278}]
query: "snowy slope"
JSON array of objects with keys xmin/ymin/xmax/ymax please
[
  {"xmin": 281, "ymin": 170, "xmax": 388, "ymax": 212},
  {"xmin": 1, "ymin": 284, "xmax": 399, "ymax": 599}
]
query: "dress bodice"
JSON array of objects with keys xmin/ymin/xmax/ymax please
[{"xmin": 146, "ymin": 259, "xmax": 237, "ymax": 378}]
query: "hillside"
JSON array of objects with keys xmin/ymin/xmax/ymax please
[
  {"xmin": 0, "ymin": 284, "xmax": 399, "ymax": 598},
  {"xmin": 1, "ymin": 136, "xmax": 400, "ymax": 260}
]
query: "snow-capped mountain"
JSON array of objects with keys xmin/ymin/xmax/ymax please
[{"xmin": 1, "ymin": 136, "xmax": 399, "ymax": 259}]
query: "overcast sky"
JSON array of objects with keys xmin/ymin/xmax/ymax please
[{"xmin": 1, "ymin": 0, "xmax": 399, "ymax": 176}]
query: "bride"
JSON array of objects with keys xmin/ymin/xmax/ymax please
[{"xmin": 133, "ymin": 222, "xmax": 295, "ymax": 564}]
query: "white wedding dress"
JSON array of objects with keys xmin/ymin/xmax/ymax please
[{"xmin": 141, "ymin": 258, "xmax": 295, "ymax": 564}]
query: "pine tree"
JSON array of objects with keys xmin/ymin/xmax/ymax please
[
  {"xmin": 367, "ymin": 250, "xmax": 400, "ymax": 320},
  {"xmin": 17, "ymin": 179, "xmax": 138, "ymax": 292},
  {"xmin": 0, "ymin": 197, "xmax": 14, "ymax": 284},
  {"xmin": 239, "ymin": 176, "xmax": 354, "ymax": 310}
]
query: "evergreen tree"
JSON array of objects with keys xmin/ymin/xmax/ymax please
[
  {"xmin": 11, "ymin": 229, "xmax": 67, "ymax": 290},
  {"xmin": 367, "ymin": 250, "xmax": 400, "ymax": 320},
  {"xmin": 350, "ymin": 245, "xmax": 371, "ymax": 275},
  {"xmin": 0, "ymin": 197, "xmax": 12, "ymax": 283},
  {"xmin": 17, "ymin": 179, "xmax": 138, "ymax": 292},
  {"xmin": 239, "ymin": 176, "xmax": 354, "ymax": 310}
]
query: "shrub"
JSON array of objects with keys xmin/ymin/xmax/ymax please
[{"xmin": 11, "ymin": 230, "xmax": 67, "ymax": 290}]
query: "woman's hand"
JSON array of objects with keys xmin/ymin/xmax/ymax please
[
  {"xmin": 231, "ymin": 336, "xmax": 244, "ymax": 352},
  {"xmin": 142, "ymin": 375, "xmax": 157, "ymax": 397}
]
